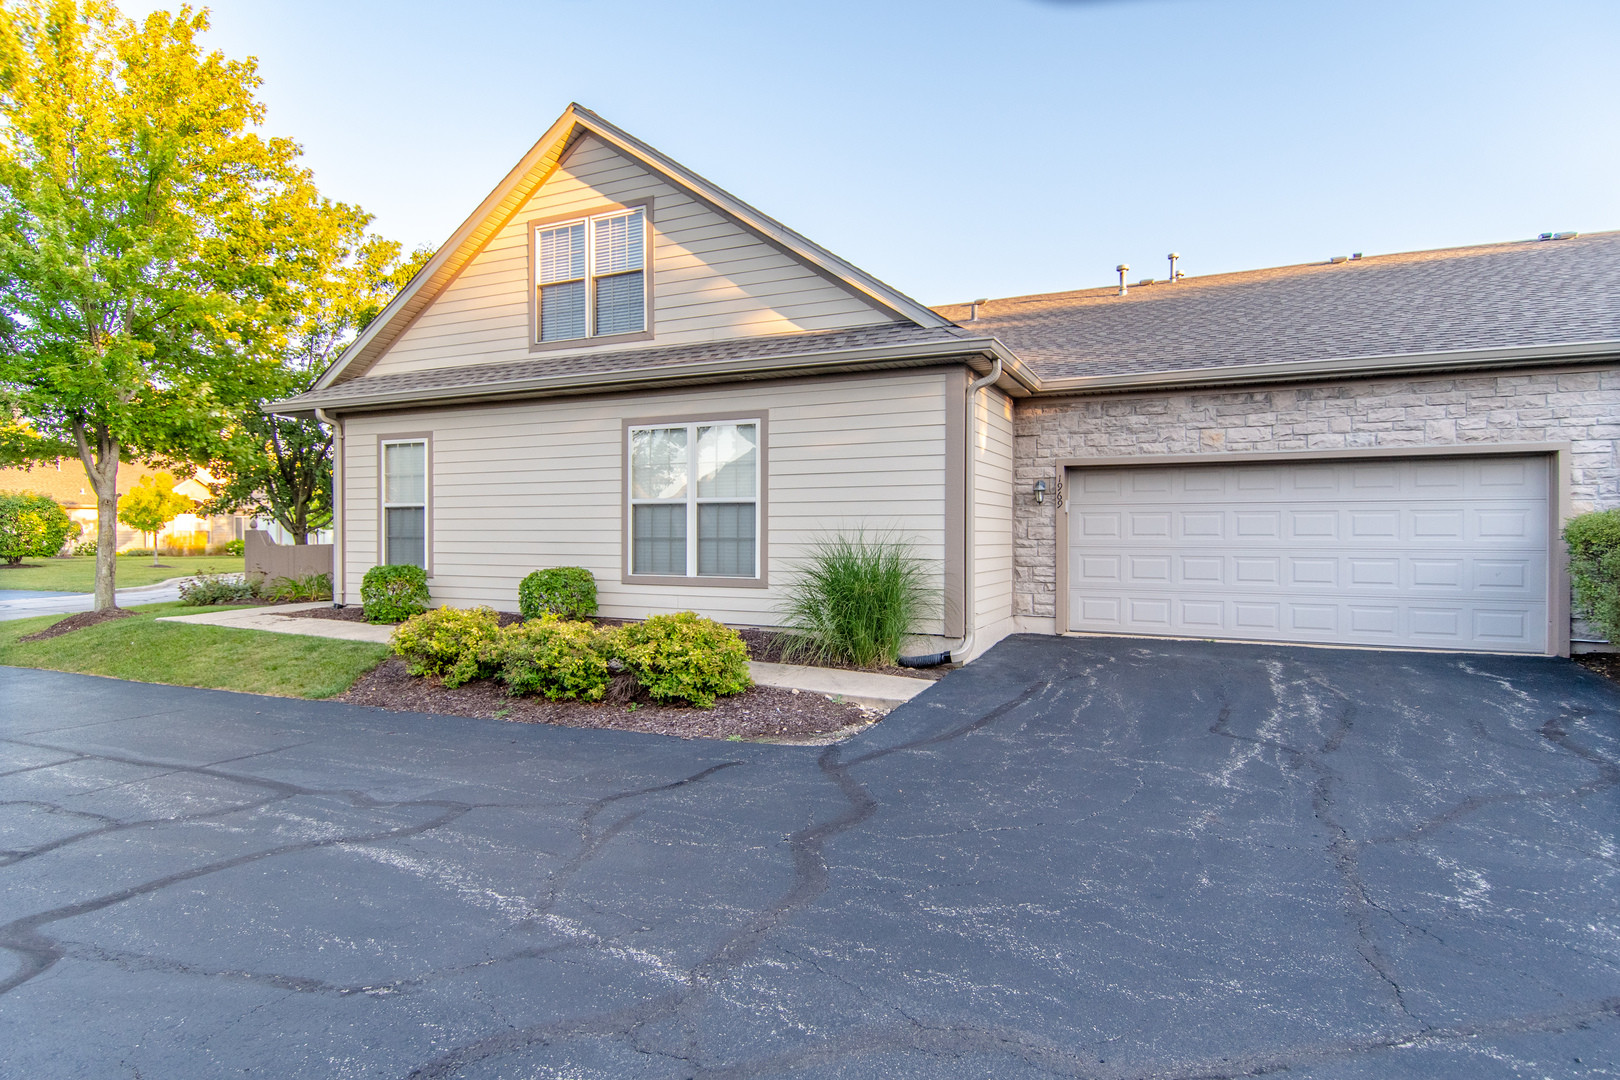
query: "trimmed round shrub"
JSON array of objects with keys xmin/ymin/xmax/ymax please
[
  {"xmin": 222, "ymin": 538, "xmax": 245, "ymax": 556},
  {"xmin": 0, "ymin": 491, "xmax": 74, "ymax": 564},
  {"xmin": 361, "ymin": 564, "xmax": 430, "ymax": 623},
  {"xmin": 495, "ymin": 615, "xmax": 612, "ymax": 701},
  {"xmin": 1566, "ymin": 509, "xmax": 1620, "ymax": 644},
  {"xmin": 518, "ymin": 566, "xmax": 598, "ymax": 620},
  {"xmin": 610, "ymin": 611, "xmax": 752, "ymax": 708},
  {"xmin": 391, "ymin": 606, "xmax": 503, "ymax": 688}
]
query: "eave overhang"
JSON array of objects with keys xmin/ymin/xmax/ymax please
[{"xmin": 269, "ymin": 337, "xmax": 1034, "ymax": 419}]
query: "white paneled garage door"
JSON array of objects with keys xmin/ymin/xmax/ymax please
[{"xmin": 1065, "ymin": 456, "xmax": 1550, "ymax": 653}]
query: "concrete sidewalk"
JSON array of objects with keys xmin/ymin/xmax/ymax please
[
  {"xmin": 0, "ymin": 576, "xmax": 204, "ymax": 622},
  {"xmin": 154, "ymin": 605, "xmax": 933, "ymax": 710}
]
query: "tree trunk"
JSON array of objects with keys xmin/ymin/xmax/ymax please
[{"xmin": 74, "ymin": 420, "xmax": 119, "ymax": 611}]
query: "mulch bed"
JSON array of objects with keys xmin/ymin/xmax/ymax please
[
  {"xmin": 336, "ymin": 657, "xmax": 873, "ymax": 742},
  {"xmin": 1575, "ymin": 652, "xmax": 1620, "ymax": 684},
  {"xmin": 285, "ymin": 606, "xmax": 948, "ymax": 681},
  {"xmin": 18, "ymin": 607, "xmax": 136, "ymax": 642}
]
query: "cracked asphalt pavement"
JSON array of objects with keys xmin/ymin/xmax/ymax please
[{"xmin": 2, "ymin": 634, "xmax": 1618, "ymax": 1078}]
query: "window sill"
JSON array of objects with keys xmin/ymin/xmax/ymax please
[
  {"xmin": 621, "ymin": 572, "xmax": 768, "ymax": 590},
  {"xmin": 531, "ymin": 329, "xmax": 654, "ymax": 354}
]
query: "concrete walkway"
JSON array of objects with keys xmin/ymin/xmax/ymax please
[
  {"xmin": 156, "ymin": 602, "xmax": 396, "ymax": 643},
  {"xmin": 154, "ymin": 605, "xmax": 933, "ymax": 710}
]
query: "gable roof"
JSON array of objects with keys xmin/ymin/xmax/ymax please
[
  {"xmin": 933, "ymin": 231, "xmax": 1620, "ymax": 385},
  {"xmin": 316, "ymin": 104, "xmax": 951, "ymax": 391}
]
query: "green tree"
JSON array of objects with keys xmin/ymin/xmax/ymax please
[
  {"xmin": 201, "ymin": 236, "xmax": 431, "ymax": 543},
  {"xmin": 0, "ymin": 490, "xmax": 73, "ymax": 563},
  {"xmin": 116, "ymin": 470, "xmax": 192, "ymax": 563},
  {"xmin": 0, "ymin": 0, "xmax": 367, "ymax": 608}
]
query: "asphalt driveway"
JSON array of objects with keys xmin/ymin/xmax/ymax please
[{"xmin": 2, "ymin": 635, "xmax": 1617, "ymax": 1078}]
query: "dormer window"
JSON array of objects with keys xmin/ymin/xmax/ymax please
[{"xmin": 534, "ymin": 206, "xmax": 648, "ymax": 344}]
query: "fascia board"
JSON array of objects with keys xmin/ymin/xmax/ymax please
[
  {"xmin": 1030, "ymin": 339, "xmax": 1620, "ymax": 396},
  {"xmin": 313, "ymin": 108, "xmax": 584, "ymax": 391},
  {"xmin": 572, "ymin": 107, "xmax": 953, "ymax": 331},
  {"xmin": 268, "ymin": 339, "xmax": 1006, "ymax": 416}
]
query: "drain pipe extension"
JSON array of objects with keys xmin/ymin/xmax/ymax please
[
  {"xmin": 315, "ymin": 408, "xmax": 344, "ymax": 608},
  {"xmin": 899, "ymin": 356, "xmax": 1003, "ymax": 668}
]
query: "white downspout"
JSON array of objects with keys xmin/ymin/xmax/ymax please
[
  {"xmin": 315, "ymin": 408, "xmax": 344, "ymax": 607},
  {"xmin": 899, "ymin": 356, "xmax": 1002, "ymax": 667}
]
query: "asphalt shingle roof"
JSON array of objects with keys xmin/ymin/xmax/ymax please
[
  {"xmin": 932, "ymin": 232, "xmax": 1620, "ymax": 379},
  {"xmin": 283, "ymin": 323, "xmax": 969, "ymax": 410}
]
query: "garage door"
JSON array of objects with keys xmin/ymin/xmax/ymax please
[{"xmin": 1065, "ymin": 456, "xmax": 1550, "ymax": 653}]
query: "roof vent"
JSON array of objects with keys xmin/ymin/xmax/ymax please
[
  {"xmin": 1329, "ymin": 255, "xmax": 1349, "ymax": 264},
  {"xmin": 967, "ymin": 298, "xmax": 989, "ymax": 321},
  {"xmin": 1116, "ymin": 264, "xmax": 1130, "ymax": 296},
  {"xmin": 1539, "ymin": 231, "xmax": 1580, "ymax": 241},
  {"xmin": 1168, "ymin": 252, "xmax": 1184, "ymax": 282},
  {"xmin": 1350, "ymin": 252, "xmax": 1362, "ymax": 260}
]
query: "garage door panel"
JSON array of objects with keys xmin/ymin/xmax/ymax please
[{"xmin": 1067, "ymin": 456, "xmax": 1549, "ymax": 653}]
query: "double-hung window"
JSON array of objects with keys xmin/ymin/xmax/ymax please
[
  {"xmin": 629, "ymin": 420, "xmax": 759, "ymax": 579},
  {"xmin": 536, "ymin": 207, "xmax": 647, "ymax": 343},
  {"xmin": 382, "ymin": 440, "xmax": 427, "ymax": 569}
]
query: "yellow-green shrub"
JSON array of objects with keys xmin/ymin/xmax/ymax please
[
  {"xmin": 391, "ymin": 606, "xmax": 503, "ymax": 688},
  {"xmin": 611, "ymin": 611, "xmax": 751, "ymax": 708},
  {"xmin": 495, "ymin": 615, "xmax": 612, "ymax": 701}
]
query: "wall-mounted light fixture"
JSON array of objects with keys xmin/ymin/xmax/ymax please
[{"xmin": 1034, "ymin": 479, "xmax": 1047, "ymax": 504}]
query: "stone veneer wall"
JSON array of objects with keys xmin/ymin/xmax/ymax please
[{"xmin": 1011, "ymin": 367, "xmax": 1620, "ymax": 621}]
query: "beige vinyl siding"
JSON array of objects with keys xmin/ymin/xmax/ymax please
[
  {"xmin": 973, "ymin": 388, "xmax": 1016, "ymax": 633},
  {"xmin": 339, "ymin": 372, "xmax": 950, "ymax": 631},
  {"xmin": 368, "ymin": 135, "xmax": 892, "ymax": 379}
]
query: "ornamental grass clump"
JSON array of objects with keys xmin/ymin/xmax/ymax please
[
  {"xmin": 390, "ymin": 606, "xmax": 503, "ymax": 688},
  {"xmin": 361, "ymin": 564, "xmax": 430, "ymax": 623},
  {"xmin": 611, "ymin": 611, "xmax": 752, "ymax": 708},
  {"xmin": 777, "ymin": 532, "xmax": 935, "ymax": 667},
  {"xmin": 266, "ymin": 572, "xmax": 332, "ymax": 602},
  {"xmin": 1566, "ymin": 509, "xmax": 1620, "ymax": 645},
  {"xmin": 495, "ymin": 615, "xmax": 613, "ymax": 701},
  {"xmin": 518, "ymin": 567, "xmax": 597, "ymax": 620}
]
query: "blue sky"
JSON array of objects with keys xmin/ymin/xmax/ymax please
[{"xmin": 128, "ymin": 0, "xmax": 1620, "ymax": 306}]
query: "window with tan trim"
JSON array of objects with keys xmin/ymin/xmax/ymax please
[
  {"xmin": 535, "ymin": 207, "xmax": 647, "ymax": 343},
  {"xmin": 628, "ymin": 420, "xmax": 759, "ymax": 578},
  {"xmin": 381, "ymin": 440, "xmax": 427, "ymax": 568}
]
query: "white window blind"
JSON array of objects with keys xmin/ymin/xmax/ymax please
[
  {"xmin": 629, "ymin": 420, "xmax": 758, "ymax": 578},
  {"xmin": 536, "ymin": 208, "xmax": 646, "ymax": 343},
  {"xmin": 382, "ymin": 440, "xmax": 426, "ymax": 569}
]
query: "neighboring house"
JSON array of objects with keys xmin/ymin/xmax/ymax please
[
  {"xmin": 0, "ymin": 460, "xmax": 252, "ymax": 552},
  {"xmin": 271, "ymin": 104, "xmax": 1620, "ymax": 658}
]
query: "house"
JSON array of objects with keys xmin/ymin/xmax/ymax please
[
  {"xmin": 271, "ymin": 104, "xmax": 1620, "ymax": 659},
  {"xmin": 0, "ymin": 460, "xmax": 252, "ymax": 553}
]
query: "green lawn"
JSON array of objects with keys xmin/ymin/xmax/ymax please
[
  {"xmin": 0, "ymin": 601, "xmax": 389, "ymax": 699},
  {"xmin": 0, "ymin": 555, "xmax": 245, "ymax": 592}
]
